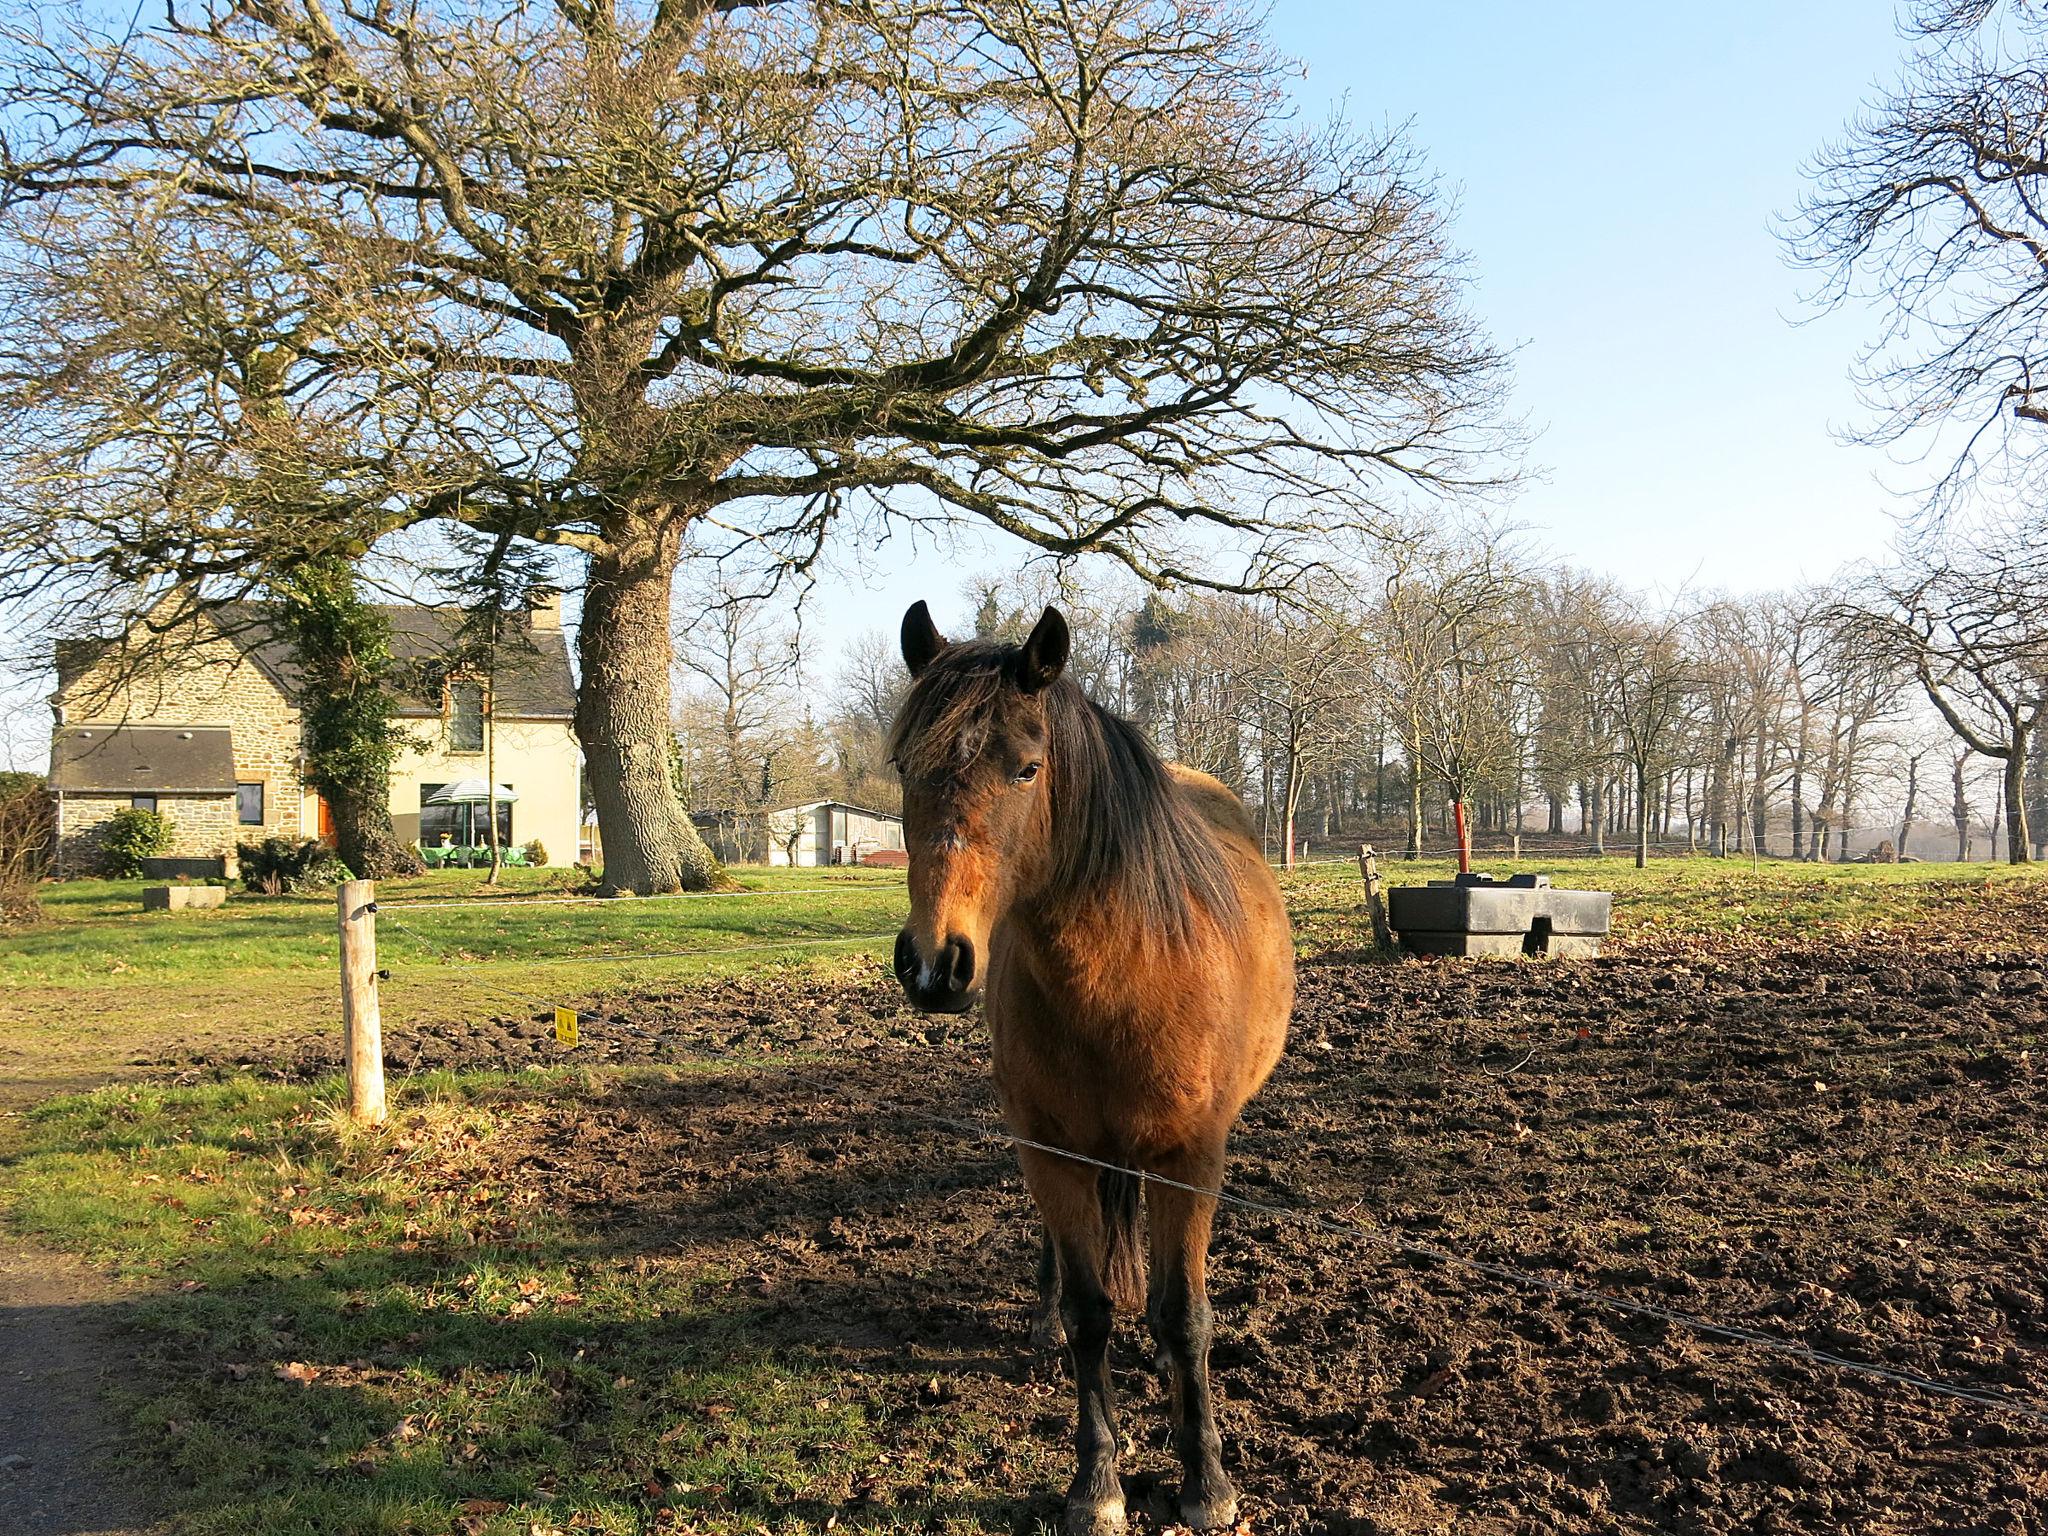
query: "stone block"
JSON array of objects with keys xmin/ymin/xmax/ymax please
[{"xmin": 141, "ymin": 884, "xmax": 228, "ymax": 912}]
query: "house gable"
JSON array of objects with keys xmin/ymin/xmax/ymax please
[
  {"xmin": 50, "ymin": 599, "xmax": 585, "ymax": 870},
  {"xmin": 50, "ymin": 606, "xmax": 309, "ymax": 861}
]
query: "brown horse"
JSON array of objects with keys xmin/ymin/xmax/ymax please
[{"xmin": 889, "ymin": 601, "xmax": 1294, "ymax": 1535}]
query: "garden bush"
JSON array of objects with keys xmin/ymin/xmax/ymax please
[
  {"xmin": 521, "ymin": 838, "xmax": 548, "ymax": 867},
  {"xmin": 0, "ymin": 782, "xmax": 52, "ymax": 925},
  {"xmin": 100, "ymin": 806, "xmax": 174, "ymax": 877},
  {"xmin": 237, "ymin": 836, "xmax": 352, "ymax": 895}
]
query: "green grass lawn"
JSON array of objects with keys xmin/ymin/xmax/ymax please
[
  {"xmin": 6, "ymin": 1073, "xmax": 994, "ymax": 1536},
  {"xmin": 1279, "ymin": 851, "xmax": 2048, "ymax": 954},
  {"xmin": 0, "ymin": 867, "xmax": 909, "ymax": 1104}
]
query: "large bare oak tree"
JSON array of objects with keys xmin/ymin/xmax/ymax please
[{"xmin": 0, "ymin": 0, "xmax": 1509, "ymax": 891}]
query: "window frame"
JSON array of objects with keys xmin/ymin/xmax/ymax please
[
  {"xmin": 130, "ymin": 794, "xmax": 157, "ymax": 814},
  {"xmin": 236, "ymin": 781, "xmax": 265, "ymax": 826},
  {"xmin": 447, "ymin": 678, "xmax": 486, "ymax": 754}
]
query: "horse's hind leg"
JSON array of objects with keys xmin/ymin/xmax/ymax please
[
  {"xmin": 1017, "ymin": 1146, "xmax": 1125, "ymax": 1536},
  {"xmin": 1146, "ymin": 1145, "xmax": 1235, "ymax": 1531},
  {"xmin": 1032, "ymin": 1226, "xmax": 1068, "ymax": 1357}
]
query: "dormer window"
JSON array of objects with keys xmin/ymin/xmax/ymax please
[{"xmin": 449, "ymin": 679, "xmax": 485, "ymax": 753}]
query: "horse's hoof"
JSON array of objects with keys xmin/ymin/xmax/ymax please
[
  {"xmin": 1063, "ymin": 1495, "xmax": 1127, "ymax": 1536},
  {"xmin": 1180, "ymin": 1493, "xmax": 1238, "ymax": 1531}
]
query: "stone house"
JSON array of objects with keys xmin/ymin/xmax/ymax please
[{"xmin": 48, "ymin": 598, "xmax": 582, "ymax": 874}]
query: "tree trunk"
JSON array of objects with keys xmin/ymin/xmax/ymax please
[
  {"xmin": 1405, "ymin": 747, "xmax": 1423, "ymax": 860},
  {"xmin": 2003, "ymin": 730, "xmax": 2031, "ymax": 864},
  {"xmin": 1953, "ymin": 752, "xmax": 1972, "ymax": 862},
  {"xmin": 330, "ymin": 789, "xmax": 419, "ymax": 880},
  {"xmin": 485, "ymin": 675, "xmax": 503, "ymax": 885},
  {"xmin": 1635, "ymin": 761, "xmax": 1649, "ymax": 869},
  {"xmin": 1751, "ymin": 726, "xmax": 1770, "ymax": 855},
  {"xmin": 1789, "ymin": 757, "xmax": 1806, "ymax": 862},
  {"xmin": 1897, "ymin": 754, "xmax": 1920, "ymax": 858},
  {"xmin": 1587, "ymin": 776, "xmax": 1605, "ymax": 855},
  {"xmin": 1281, "ymin": 741, "xmax": 1304, "ymax": 869},
  {"xmin": 578, "ymin": 519, "xmax": 721, "ymax": 894}
]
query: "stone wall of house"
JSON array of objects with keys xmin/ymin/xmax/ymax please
[
  {"xmin": 55, "ymin": 792, "xmax": 238, "ymax": 874},
  {"xmin": 54, "ymin": 618, "xmax": 309, "ymax": 858}
]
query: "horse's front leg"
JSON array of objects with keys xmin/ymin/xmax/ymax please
[
  {"xmin": 1018, "ymin": 1147, "xmax": 1125, "ymax": 1535},
  {"xmin": 1146, "ymin": 1145, "xmax": 1235, "ymax": 1530}
]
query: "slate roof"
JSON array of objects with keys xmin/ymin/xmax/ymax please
[
  {"xmin": 211, "ymin": 604, "xmax": 576, "ymax": 719},
  {"xmin": 48, "ymin": 725, "xmax": 236, "ymax": 794}
]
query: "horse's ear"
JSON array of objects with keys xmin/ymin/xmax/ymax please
[
  {"xmin": 901, "ymin": 601, "xmax": 946, "ymax": 677},
  {"xmin": 1017, "ymin": 606, "xmax": 1070, "ymax": 693}
]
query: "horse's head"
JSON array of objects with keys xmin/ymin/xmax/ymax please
[{"xmin": 887, "ymin": 600, "xmax": 1068, "ymax": 1012}]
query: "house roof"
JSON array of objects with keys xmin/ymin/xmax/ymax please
[
  {"xmin": 48, "ymin": 725, "xmax": 236, "ymax": 794},
  {"xmin": 211, "ymin": 603, "xmax": 577, "ymax": 719}
]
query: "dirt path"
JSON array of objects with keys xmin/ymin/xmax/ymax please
[{"xmin": 0, "ymin": 1235, "xmax": 165, "ymax": 1536}]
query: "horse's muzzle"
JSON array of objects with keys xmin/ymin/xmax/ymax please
[{"xmin": 895, "ymin": 928, "xmax": 978, "ymax": 1013}]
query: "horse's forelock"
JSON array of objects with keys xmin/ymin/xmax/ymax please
[{"xmin": 889, "ymin": 641, "xmax": 1243, "ymax": 944}]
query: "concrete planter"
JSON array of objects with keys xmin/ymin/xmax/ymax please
[
  {"xmin": 142, "ymin": 884, "xmax": 229, "ymax": 912},
  {"xmin": 1388, "ymin": 873, "xmax": 1610, "ymax": 959}
]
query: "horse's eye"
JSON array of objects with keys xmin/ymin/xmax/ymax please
[{"xmin": 1015, "ymin": 762, "xmax": 1041, "ymax": 785}]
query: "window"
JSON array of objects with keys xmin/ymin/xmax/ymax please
[
  {"xmin": 449, "ymin": 680, "xmax": 485, "ymax": 753},
  {"xmin": 130, "ymin": 795, "xmax": 157, "ymax": 814},
  {"xmin": 419, "ymin": 783, "xmax": 512, "ymax": 847},
  {"xmin": 236, "ymin": 782, "xmax": 265, "ymax": 826}
]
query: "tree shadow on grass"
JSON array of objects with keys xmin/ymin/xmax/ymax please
[{"xmin": 28, "ymin": 1060, "xmax": 1082, "ymax": 1536}]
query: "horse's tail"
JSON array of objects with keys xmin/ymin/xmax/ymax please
[{"xmin": 1099, "ymin": 1167, "xmax": 1147, "ymax": 1314}]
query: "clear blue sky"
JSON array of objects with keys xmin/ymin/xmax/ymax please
[{"xmin": 809, "ymin": 0, "xmax": 1919, "ymax": 648}]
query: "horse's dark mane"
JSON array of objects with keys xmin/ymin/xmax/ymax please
[{"xmin": 890, "ymin": 641, "xmax": 1244, "ymax": 943}]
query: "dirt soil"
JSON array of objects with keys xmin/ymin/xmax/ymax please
[
  {"xmin": 0, "ymin": 1235, "xmax": 165, "ymax": 1536},
  {"xmin": 151, "ymin": 934, "xmax": 2048, "ymax": 1536}
]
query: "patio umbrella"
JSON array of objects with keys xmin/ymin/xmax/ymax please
[{"xmin": 423, "ymin": 780, "xmax": 518, "ymax": 845}]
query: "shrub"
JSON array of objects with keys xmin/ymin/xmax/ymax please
[
  {"xmin": 238, "ymin": 836, "xmax": 352, "ymax": 895},
  {"xmin": 521, "ymin": 838, "xmax": 548, "ymax": 867},
  {"xmin": 101, "ymin": 806, "xmax": 174, "ymax": 877},
  {"xmin": 0, "ymin": 783, "xmax": 52, "ymax": 925}
]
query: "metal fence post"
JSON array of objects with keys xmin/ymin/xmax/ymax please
[{"xmin": 337, "ymin": 878, "xmax": 386, "ymax": 1126}]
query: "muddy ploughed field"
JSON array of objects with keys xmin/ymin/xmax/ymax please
[{"xmin": 158, "ymin": 937, "xmax": 2047, "ymax": 1536}]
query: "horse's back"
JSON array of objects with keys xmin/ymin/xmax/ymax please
[{"xmin": 1166, "ymin": 763, "xmax": 1261, "ymax": 850}]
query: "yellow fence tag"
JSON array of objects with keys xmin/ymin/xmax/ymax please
[{"xmin": 553, "ymin": 1007, "xmax": 580, "ymax": 1048}]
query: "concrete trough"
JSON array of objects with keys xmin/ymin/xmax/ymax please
[
  {"xmin": 142, "ymin": 884, "xmax": 228, "ymax": 913},
  {"xmin": 1388, "ymin": 872, "xmax": 1610, "ymax": 959}
]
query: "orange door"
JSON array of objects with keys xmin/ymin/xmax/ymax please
[{"xmin": 316, "ymin": 796, "xmax": 337, "ymax": 847}]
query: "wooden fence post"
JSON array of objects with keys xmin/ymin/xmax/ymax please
[
  {"xmin": 337, "ymin": 878, "xmax": 387, "ymax": 1126},
  {"xmin": 1358, "ymin": 844, "xmax": 1394, "ymax": 953}
]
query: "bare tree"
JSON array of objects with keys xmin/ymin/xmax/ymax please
[
  {"xmin": 1582, "ymin": 597, "xmax": 1698, "ymax": 869},
  {"xmin": 1212, "ymin": 596, "xmax": 1363, "ymax": 868},
  {"xmin": 825, "ymin": 629, "xmax": 911, "ymax": 815},
  {"xmin": 1791, "ymin": 1, "xmax": 2048, "ymax": 534},
  {"xmin": 1952, "ymin": 747, "xmax": 1978, "ymax": 860},
  {"xmin": 1846, "ymin": 557, "xmax": 2048, "ymax": 862},
  {"xmin": 1368, "ymin": 532, "xmax": 1529, "ymax": 864},
  {"xmin": 673, "ymin": 581, "xmax": 827, "ymax": 856},
  {"xmin": 0, "ymin": 0, "xmax": 1513, "ymax": 892}
]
